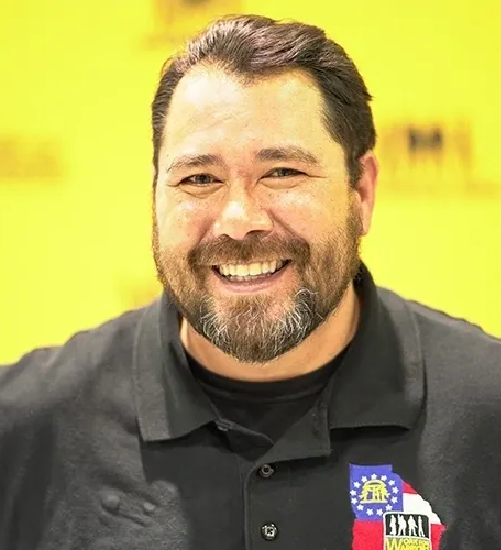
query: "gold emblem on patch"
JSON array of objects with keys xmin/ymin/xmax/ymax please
[{"xmin": 359, "ymin": 479, "xmax": 390, "ymax": 505}]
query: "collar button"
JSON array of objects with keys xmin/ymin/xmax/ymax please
[
  {"xmin": 261, "ymin": 523, "xmax": 278, "ymax": 541},
  {"xmin": 258, "ymin": 464, "xmax": 275, "ymax": 478}
]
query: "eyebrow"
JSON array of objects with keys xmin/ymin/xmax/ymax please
[{"xmin": 164, "ymin": 146, "xmax": 321, "ymax": 175}]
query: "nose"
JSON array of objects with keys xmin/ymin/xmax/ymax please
[{"xmin": 212, "ymin": 186, "xmax": 273, "ymax": 240}]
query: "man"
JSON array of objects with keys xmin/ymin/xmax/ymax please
[{"xmin": 0, "ymin": 14, "xmax": 500, "ymax": 550}]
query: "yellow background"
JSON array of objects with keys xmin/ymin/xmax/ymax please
[{"xmin": 1, "ymin": 0, "xmax": 500, "ymax": 364}]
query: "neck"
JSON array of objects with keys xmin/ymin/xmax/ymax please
[{"xmin": 180, "ymin": 283, "xmax": 360, "ymax": 382}]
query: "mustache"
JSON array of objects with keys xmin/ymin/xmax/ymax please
[{"xmin": 188, "ymin": 234, "xmax": 310, "ymax": 266}]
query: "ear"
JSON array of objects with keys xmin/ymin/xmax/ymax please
[{"xmin": 354, "ymin": 151, "xmax": 378, "ymax": 236}]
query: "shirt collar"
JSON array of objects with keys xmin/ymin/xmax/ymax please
[
  {"xmin": 132, "ymin": 292, "xmax": 217, "ymax": 442},
  {"xmin": 324, "ymin": 264, "xmax": 424, "ymax": 429},
  {"xmin": 132, "ymin": 263, "xmax": 424, "ymax": 441}
]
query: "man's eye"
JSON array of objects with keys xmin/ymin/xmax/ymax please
[
  {"xmin": 180, "ymin": 174, "xmax": 218, "ymax": 185},
  {"xmin": 267, "ymin": 168, "xmax": 303, "ymax": 178}
]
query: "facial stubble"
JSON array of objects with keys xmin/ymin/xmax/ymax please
[{"xmin": 152, "ymin": 199, "xmax": 363, "ymax": 364}]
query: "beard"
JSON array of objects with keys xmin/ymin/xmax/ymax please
[{"xmin": 152, "ymin": 198, "xmax": 363, "ymax": 364}]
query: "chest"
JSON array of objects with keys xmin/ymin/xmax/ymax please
[{"xmin": 28, "ymin": 425, "xmax": 467, "ymax": 550}]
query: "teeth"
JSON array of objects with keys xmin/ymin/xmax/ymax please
[
  {"xmin": 249, "ymin": 263, "xmax": 262, "ymax": 276},
  {"xmin": 217, "ymin": 260, "xmax": 285, "ymax": 277}
]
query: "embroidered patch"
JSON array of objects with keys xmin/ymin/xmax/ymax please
[{"xmin": 349, "ymin": 464, "xmax": 446, "ymax": 549}]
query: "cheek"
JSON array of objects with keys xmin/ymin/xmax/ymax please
[
  {"xmin": 272, "ymin": 189, "xmax": 339, "ymax": 238},
  {"xmin": 155, "ymin": 193, "xmax": 210, "ymax": 250}
]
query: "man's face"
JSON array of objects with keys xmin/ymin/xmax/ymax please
[{"xmin": 153, "ymin": 67, "xmax": 364, "ymax": 364}]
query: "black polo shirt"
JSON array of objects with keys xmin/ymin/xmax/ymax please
[
  {"xmin": 185, "ymin": 331, "xmax": 351, "ymax": 455},
  {"xmin": 1, "ymin": 264, "xmax": 501, "ymax": 549}
]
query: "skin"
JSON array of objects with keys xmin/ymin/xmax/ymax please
[{"xmin": 153, "ymin": 66, "xmax": 378, "ymax": 381}]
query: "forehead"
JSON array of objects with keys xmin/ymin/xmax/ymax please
[{"xmin": 161, "ymin": 67, "xmax": 339, "ymax": 162}]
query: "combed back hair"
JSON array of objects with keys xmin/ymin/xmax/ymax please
[{"xmin": 152, "ymin": 14, "xmax": 376, "ymax": 186}]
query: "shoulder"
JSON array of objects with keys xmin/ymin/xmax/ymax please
[
  {"xmin": 0, "ymin": 305, "xmax": 148, "ymax": 432},
  {"xmin": 378, "ymin": 286, "xmax": 501, "ymax": 397}
]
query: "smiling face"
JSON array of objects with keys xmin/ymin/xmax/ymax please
[{"xmin": 153, "ymin": 67, "xmax": 366, "ymax": 363}]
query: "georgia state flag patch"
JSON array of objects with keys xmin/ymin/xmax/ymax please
[{"xmin": 349, "ymin": 464, "xmax": 446, "ymax": 549}]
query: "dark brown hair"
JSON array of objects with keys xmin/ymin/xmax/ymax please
[{"xmin": 151, "ymin": 14, "xmax": 376, "ymax": 186}]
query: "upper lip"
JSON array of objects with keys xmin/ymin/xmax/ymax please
[{"xmin": 213, "ymin": 259, "xmax": 289, "ymax": 266}]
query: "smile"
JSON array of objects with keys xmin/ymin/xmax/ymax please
[
  {"xmin": 214, "ymin": 259, "xmax": 290, "ymax": 280},
  {"xmin": 211, "ymin": 260, "xmax": 292, "ymax": 292}
]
